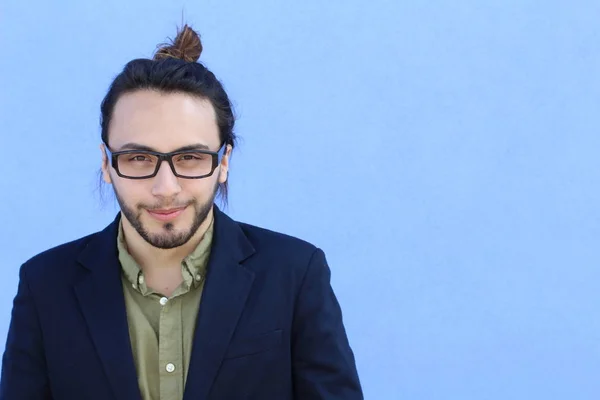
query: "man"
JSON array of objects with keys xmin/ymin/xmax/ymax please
[{"xmin": 0, "ymin": 25, "xmax": 362, "ymax": 399}]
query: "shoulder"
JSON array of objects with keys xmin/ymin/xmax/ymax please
[
  {"xmin": 232, "ymin": 220, "xmax": 326, "ymax": 282},
  {"xmin": 20, "ymin": 231, "xmax": 98, "ymax": 282},
  {"xmin": 237, "ymin": 221, "xmax": 319, "ymax": 261},
  {"xmin": 231, "ymin": 220, "xmax": 330, "ymax": 304}
]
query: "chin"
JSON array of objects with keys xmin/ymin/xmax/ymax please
[{"xmin": 142, "ymin": 222, "xmax": 196, "ymax": 249}]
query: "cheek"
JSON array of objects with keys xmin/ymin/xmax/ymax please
[
  {"xmin": 113, "ymin": 179, "xmax": 149, "ymax": 204},
  {"xmin": 182, "ymin": 178, "xmax": 218, "ymax": 199}
]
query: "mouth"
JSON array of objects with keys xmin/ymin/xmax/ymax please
[{"xmin": 146, "ymin": 207, "xmax": 187, "ymax": 222}]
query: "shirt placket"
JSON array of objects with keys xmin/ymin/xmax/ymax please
[{"xmin": 158, "ymin": 294, "xmax": 184, "ymax": 400}]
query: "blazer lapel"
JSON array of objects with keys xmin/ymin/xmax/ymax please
[
  {"xmin": 74, "ymin": 215, "xmax": 141, "ymax": 400},
  {"xmin": 183, "ymin": 206, "xmax": 256, "ymax": 400}
]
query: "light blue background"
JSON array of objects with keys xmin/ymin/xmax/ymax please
[{"xmin": 1, "ymin": 1, "xmax": 599, "ymax": 398}]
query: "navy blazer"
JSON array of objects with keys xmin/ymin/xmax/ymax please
[{"xmin": 0, "ymin": 207, "xmax": 362, "ymax": 399}]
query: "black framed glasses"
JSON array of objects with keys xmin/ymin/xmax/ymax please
[{"xmin": 105, "ymin": 143, "xmax": 227, "ymax": 179}]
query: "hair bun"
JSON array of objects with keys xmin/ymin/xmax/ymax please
[{"xmin": 154, "ymin": 24, "xmax": 203, "ymax": 63}]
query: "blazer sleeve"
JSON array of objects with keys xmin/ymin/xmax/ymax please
[
  {"xmin": 0, "ymin": 265, "xmax": 52, "ymax": 400},
  {"xmin": 291, "ymin": 248, "xmax": 363, "ymax": 399}
]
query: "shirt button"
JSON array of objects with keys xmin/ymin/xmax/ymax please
[
  {"xmin": 159, "ymin": 297, "xmax": 168, "ymax": 306},
  {"xmin": 138, "ymin": 275, "xmax": 144, "ymax": 285},
  {"xmin": 165, "ymin": 363, "xmax": 175, "ymax": 373},
  {"xmin": 195, "ymin": 274, "xmax": 202, "ymax": 281}
]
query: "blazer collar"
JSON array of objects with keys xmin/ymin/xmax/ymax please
[
  {"xmin": 75, "ymin": 212, "xmax": 140, "ymax": 400},
  {"xmin": 184, "ymin": 205, "xmax": 256, "ymax": 399}
]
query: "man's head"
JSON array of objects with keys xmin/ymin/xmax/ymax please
[{"xmin": 99, "ymin": 25, "xmax": 235, "ymax": 249}]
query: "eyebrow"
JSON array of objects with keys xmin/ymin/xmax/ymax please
[{"xmin": 117, "ymin": 142, "xmax": 211, "ymax": 152}]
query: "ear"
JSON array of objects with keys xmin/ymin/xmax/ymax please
[
  {"xmin": 100, "ymin": 144, "xmax": 112, "ymax": 184},
  {"xmin": 218, "ymin": 145, "xmax": 232, "ymax": 184}
]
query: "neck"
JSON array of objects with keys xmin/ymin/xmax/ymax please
[{"xmin": 121, "ymin": 206, "xmax": 214, "ymax": 271}]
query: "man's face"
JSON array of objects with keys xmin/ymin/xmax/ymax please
[{"xmin": 101, "ymin": 90, "xmax": 230, "ymax": 249}]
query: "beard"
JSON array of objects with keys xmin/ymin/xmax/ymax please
[{"xmin": 113, "ymin": 180, "xmax": 218, "ymax": 250}]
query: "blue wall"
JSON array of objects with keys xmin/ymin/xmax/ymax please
[{"xmin": 1, "ymin": 1, "xmax": 599, "ymax": 398}]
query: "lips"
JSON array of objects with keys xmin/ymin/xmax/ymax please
[
  {"xmin": 151, "ymin": 208, "xmax": 184, "ymax": 215},
  {"xmin": 146, "ymin": 207, "xmax": 186, "ymax": 222}
]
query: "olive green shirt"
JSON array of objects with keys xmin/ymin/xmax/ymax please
[{"xmin": 117, "ymin": 220, "xmax": 213, "ymax": 400}]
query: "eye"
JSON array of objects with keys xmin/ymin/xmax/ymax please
[
  {"xmin": 176, "ymin": 153, "xmax": 208, "ymax": 162},
  {"xmin": 127, "ymin": 154, "xmax": 152, "ymax": 162}
]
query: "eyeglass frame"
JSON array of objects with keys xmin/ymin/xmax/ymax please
[{"xmin": 104, "ymin": 142, "xmax": 228, "ymax": 179}]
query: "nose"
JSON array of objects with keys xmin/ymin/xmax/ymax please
[{"xmin": 151, "ymin": 160, "xmax": 182, "ymax": 199}]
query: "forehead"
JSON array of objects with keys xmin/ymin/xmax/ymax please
[{"xmin": 108, "ymin": 90, "xmax": 220, "ymax": 151}]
